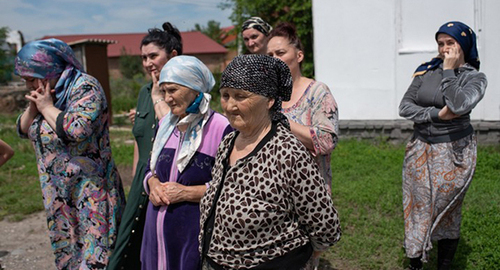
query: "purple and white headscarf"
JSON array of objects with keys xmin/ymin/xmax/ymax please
[
  {"xmin": 14, "ymin": 38, "xmax": 84, "ymax": 110},
  {"xmin": 150, "ymin": 56, "xmax": 215, "ymax": 173}
]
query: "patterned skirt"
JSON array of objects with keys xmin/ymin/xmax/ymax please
[{"xmin": 402, "ymin": 134, "xmax": 476, "ymax": 261}]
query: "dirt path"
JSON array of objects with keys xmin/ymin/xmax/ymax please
[
  {"xmin": 0, "ymin": 167, "xmax": 344, "ymax": 270},
  {"xmin": 0, "ymin": 212, "xmax": 340, "ymax": 270},
  {"xmin": 0, "ymin": 166, "xmax": 134, "ymax": 270},
  {"xmin": 0, "ymin": 211, "xmax": 54, "ymax": 270}
]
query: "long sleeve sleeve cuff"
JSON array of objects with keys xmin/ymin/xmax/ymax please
[
  {"xmin": 143, "ymin": 171, "xmax": 154, "ymax": 195},
  {"xmin": 55, "ymin": 111, "xmax": 68, "ymax": 141},
  {"xmin": 430, "ymin": 108, "xmax": 442, "ymax": 123},
  {"xmin": 16, "ymin": 113, "xmax": 29, "ymax": 139}
]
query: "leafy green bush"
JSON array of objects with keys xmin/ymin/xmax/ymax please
[
  {"xmin": 119, "ymin": 47, "xmax": 144, "ymax": 79},
  {"xmin": 0, "ymin": 27, "xmax": 15, "ymax": 84},
  {"xmin": 209, "ymin": 70, "xmax": 222, "ymax": 113},
  {"xmin": 110, "ymin": 73, "xmax": 147, "ymax": 113}
]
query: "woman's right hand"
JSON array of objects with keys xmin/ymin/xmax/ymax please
[
  {"xmin": 26, "ymin": 100, "xmax": 39, "ymax": 117},
  {"xmin": 128, "ymin": 108, "xmax": 136, "ymax": 125},
  {"xmin": 26, "ymin": 83, "xmax": 44, "ymax": 116},
  {"xmin": 443, "ymin": 44, "xmax": 462, "ymax": 70},
  {"xmin": 148, "ymin": 176, "xmax": 171, "ymax": 206},
  {"xmin": 19, "ymin": 86, "xmax": 43, "ymax": 134}
]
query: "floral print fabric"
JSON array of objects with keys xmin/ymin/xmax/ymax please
[
  {"xmin": 14, "ymin": 38, "xmax": 85, "ymax": 110},
  {"xmin": 17, "ymin": 74, "xmax": 125, "ymax": 269},
  {"xmin": 282, "ymin": 81, "xmax": 339, "ymax": 190},
  {"xmin": 402, "ymin": 135, "xmax": 476, "ymax": 261}
]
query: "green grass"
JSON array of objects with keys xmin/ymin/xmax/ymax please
[
  {"xmin": 1, "ymin": 115, "xmax": 498, "ymax": 268},
  {"xmin": 327, "ymin": 139, "xmax": 500, "ymax": 269},
  {"xmin": 0, "ymin": 113, "xmax": 135, "ymax": 221},
  {"xmin": 0, "ymin": 113, "xmax": 42, "ymax": 221}
]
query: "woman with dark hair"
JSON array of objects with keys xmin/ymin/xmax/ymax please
[
  {"xmin": 267, "ymin": 22, "xmax": 339, "ymax": 193},
  {"xmin": 399, "ymin": 21, "xmax": 487, "ymax": 270},
  {"xmin": 15, "ymin": 38, "xmax": 125, "ymax": 269},
  {"xmin": 199, "ymin": 55, "xmax": 341, "ymax": 270},
  {"xmin": 108, "ymin": 22, "xmax": 182, "ymax": 270}
]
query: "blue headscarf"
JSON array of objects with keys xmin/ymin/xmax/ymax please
[
  {"xmin": 14, "ymin": 38, "xmax": 84, "ymax": 110},
  {"xmin": 413, "ymin": 21, "xmax": 480, "ymax": 76},
  {"xmin": 150, "ymin": 56, "xmax": 215, "ymax": 173}
]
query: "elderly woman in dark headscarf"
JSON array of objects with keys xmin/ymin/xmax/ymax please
[
  {"xmin": 199, "ymin": 55, "xmax": 341, "ymax": 270},
  {"xmin": 241, "ymin": 16, "xmax": 273, "ymax": 54},
  {"xmin": 15, "ymin": 38, "xmax": 125, "ymax": 269},
  {"xmin": 399, "ymin": 21, "xmax": 487, "ymax": 270}
]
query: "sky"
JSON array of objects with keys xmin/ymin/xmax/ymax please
[{"xmin": 0, "ymin": 0, "xmax": 233, "ymax": 42}]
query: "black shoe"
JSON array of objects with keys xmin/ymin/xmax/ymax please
[
  {"xmin": 438, "ymin": 238, "xmax": 459, "ymax": 270},
  {"xmin": 408, "ymin": 257, "xmax": 423, "ymax": 270}
]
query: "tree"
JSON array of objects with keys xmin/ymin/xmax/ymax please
[
  {"xmin": 220, "ymin": 0, "xmax": 314, "ymax": 77},
  {"xmin": 0, "ymin": 27, "xmax": 14, "ymax": 84},
  {"xmin": 195, "ymin": 20, "xmax": 224, "ymax": 45},
  {"xmin": 119, "ymin": 47, "xmax": 144, "ymax": 79}
]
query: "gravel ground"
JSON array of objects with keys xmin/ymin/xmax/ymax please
[
  {"xmin": 0, "ymin": 211, "xmax": 54, "ymax": 270},
  {"xmin": 0, "ymin": 166, "xmax": 134, "ymax": 270},
  {"xmin": 0, "ymin": 168, "xmax": 341, "ymax": 270}
]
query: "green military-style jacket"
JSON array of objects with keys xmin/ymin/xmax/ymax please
[{"xmin": 108, "ymin": 82, "xmax": 158, "ymax": 270}]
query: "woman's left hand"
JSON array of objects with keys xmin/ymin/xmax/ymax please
[
  {"xmin": 162, "ymin": 182, "xmax": 186, "ymax": 205},
  {"xmin": 25, "ymin": 80, "xmax": 55, "ymax": 114}
]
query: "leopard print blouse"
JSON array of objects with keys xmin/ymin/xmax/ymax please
[{"xmin": 199, "ymin": 123, "xmax": 341, "ymax": 269}]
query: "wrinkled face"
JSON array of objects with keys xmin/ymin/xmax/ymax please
[
  {"xmin": 242, "ymin": 28, "xmax": 268, "ymax": 54},
  {"xmin": 22, "ymin": 76, "xmax": 58, "ymax": 91},
  {"xmin": 437, "ymin": 33, "xmax": 464, "ymax": 60},
  {"xmin": 141, "ymin": 43, "xmax": 170, "ymax": 80},
  {"xmin": 220, "ymin": 87, "xmax": 274, "ymax": 132},
  {"xmin": 161, "ymin": 82, "xmax": 198, "ymax": 119},
  {"xmin": 267, "ymin": 36, "xmax": 303, "ymax": 76}
]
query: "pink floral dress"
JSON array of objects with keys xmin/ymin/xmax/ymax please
[
  {"xmin": 282, "ymin": 81, "xmax": 339, "ymax": 190},
  {"xmin": 17, "ymin": 74, "xmax": 125, "ymax": 269}
]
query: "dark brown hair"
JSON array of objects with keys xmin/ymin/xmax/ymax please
[
  {"xmin": 268, "ymin": 22, "xmax": 304, "ymax": 53},
  {"xmin": 140, "ymin": 22, "xmax": 183, "ymax": 55}
]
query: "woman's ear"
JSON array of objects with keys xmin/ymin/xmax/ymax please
[
  {"xmin": 268, "ymin": 98, "xmax": 275, "ymax": 110},
  {"xmin": 297, "ymin": 50, "xmax": 304, "ymax": 64}
]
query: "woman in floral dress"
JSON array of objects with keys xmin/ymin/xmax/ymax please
[
  {"xmin": 267, "ymin": 22, "xmax": 339, "ymax": 192},
  {"xmin": 15, "ymin": 39, "xmax": 125, "ymax": 270}
]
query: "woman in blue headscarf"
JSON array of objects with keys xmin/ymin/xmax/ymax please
[
  {"xmin": 140, "ymin": 56, "xmax": 232, "ymax": 270},
  {"xmin": 15, "ymin": 39, "xmax": 125, "ymax": 269},
  {"xmin": 399, "ymin": 22, "xmax": 487, "ymax": 270}
]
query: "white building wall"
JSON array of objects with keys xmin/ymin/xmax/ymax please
[{"xmin": 313, "ymin": 0, "xmax": 500, "ymax": 120}]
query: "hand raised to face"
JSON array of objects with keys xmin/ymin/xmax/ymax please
[
  {"xmin": 443, "ymin": 43, "xmax": 463, "ymax": 70},
  {"xmin": 24, "ymin": 79, "xmax": 55, "ymax": 114}
]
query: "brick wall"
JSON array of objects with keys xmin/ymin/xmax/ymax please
[{"xmin": 339, "ymin": 120, "xmax": 500, "ymax": 145}]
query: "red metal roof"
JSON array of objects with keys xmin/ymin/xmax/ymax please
[
  {"xmin": 221, "ymin": 26, "xmax": 236, "ymax": 46},
  {"xmin": 42, "ymin": 31, "xmax": 227, "ymax": 57}
]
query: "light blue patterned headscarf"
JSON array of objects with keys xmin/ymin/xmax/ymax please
[
  {"xmin": 14, "ymin": 38, "xmax": 84, "ymax": 110},
  {"xmin": 150, "ymin": 56, "xmax": 215, "ymax": 173}
]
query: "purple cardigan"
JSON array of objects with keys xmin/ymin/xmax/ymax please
[{"xmin": 141, "ymin": 112, "xmax": 232, "ymax": 270}]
